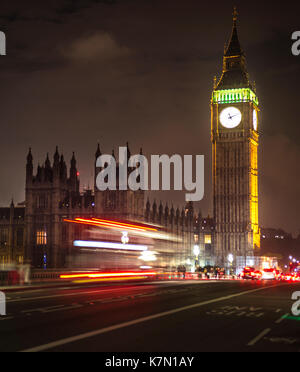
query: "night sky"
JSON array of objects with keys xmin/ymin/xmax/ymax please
[{"xmin": 0, "ymin": 0, "xmax": 299, "ymax": 236}]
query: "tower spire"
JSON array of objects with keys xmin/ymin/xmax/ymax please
[
  {"xmin": 224, "ymin": 6, "xmax": 243, "ymax": 57},
  {"xmin": 26, "ymin": 147, "xmax": 33, "ymax": 181},
  {"xmin": 70, "ymin": 152, "xmax": 77, "ymax": 179},
  {"xmin": 215, "ymin": 7, "xmax": 252, "ymax": 90}
]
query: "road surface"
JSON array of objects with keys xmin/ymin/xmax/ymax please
[{"xmin": 0, "ymin": 280, "xmax": 299, "ymax": 352}]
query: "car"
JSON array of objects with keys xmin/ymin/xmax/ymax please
[
  {"xmin": 261, "ymin": 268, "xmax": 276, "ymax": 280},
  {"xmin": 240, "ymin": 267, "xmax": 256, "ymax": 280},
  {"xmin": 274, "ymin": 270, "xmax": 281, "ymax": 280},
  {"xmin": 281, "ymin": 273, "xmax": 292, "ymax": 281},
  {"xmin": 253, "ymin": 270, "xmax": 262, "ymax": 280}
]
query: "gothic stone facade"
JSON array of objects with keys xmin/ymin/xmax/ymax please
[
  {"xmin": 0, "ymin": 202, "xmax": 25, "ymax": 265},
  {"xmin": 24, "ymin": 144, "xmax": 215, "ymax": 268}
]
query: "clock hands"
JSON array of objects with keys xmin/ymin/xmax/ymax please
[{"xmin": 228, "ymin": 113, "xmax": 239, "ymax": 120}]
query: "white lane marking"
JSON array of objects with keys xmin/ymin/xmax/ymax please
[
  {"xmin": 20, "ymin": 304, "xmax": 83, "ymax": 315},
  {"xmin": 247, "ymin": 312, "xmax": 264, "ymax": 318},
  {"xmin": 42, "ymin": 304, "xmax": 83, "ymax": 313},
  {"xmin": 6, "ymin": 285, "xmax": 156, "ymax": 303},
  {"xmin": 3, "ymin": 280, "xmax": 210, "ymax": 297},
  {"xmin": 2, "ymin": 287, "xmax": 71, "ymax": 296},
  {"xmin": 21, "ymin": 305, "xmax": 65, "ymax": 314},
  {"xmin": 7, "ymin": 287, "xmax": 216, "ymax": 316},
  {"xmin": 248, "ymin": 328, "xmax": 271, "ymax": 346},
  {"xmin": 6, "ymin": 280, "xmax": 219, "ymax": 304},
  {"xmin": 21, "ymin": 284, "xmax": 282, "ymax": 352},
  {"xmin": 266, "ymin": 337, "xmax": 298, "ymax": 345},
  {"xmin": 0, "ymin": 316, "xmax": 14, "ymax": 321},
  {"xmin": 275, "ymin": 313, "xmax": 289, "ymax": 324}
]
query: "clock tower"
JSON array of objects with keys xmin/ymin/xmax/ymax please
[{"xmin": 211, "ymin": 8, "xmax": 260, "ymax": 267}]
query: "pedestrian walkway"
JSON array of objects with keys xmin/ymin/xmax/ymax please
[{"xmin": 0, "ymin": 281, "xmax": 71, "ymax": 292}]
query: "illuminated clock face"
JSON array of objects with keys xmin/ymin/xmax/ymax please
[
  {"xmin": 253, "ymin": 109, "xmax": 258, "ymax": 131},
  {"xmin": 219, "ymin": 107, "xmax": 242, "ymax": 129}
]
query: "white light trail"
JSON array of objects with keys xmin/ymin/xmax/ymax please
[{"xmin": 73, "ymin": 240, "xmax": 148, "ymax": 252}]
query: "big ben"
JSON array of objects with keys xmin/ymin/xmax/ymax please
[{"xmin": 211, "ymin": 8, "xmax": 260, "ymax": 267}]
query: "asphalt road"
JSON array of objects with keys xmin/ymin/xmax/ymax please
[{"xmin": 0, "ymin": 279, "xmax": 299, "ymax": 352}]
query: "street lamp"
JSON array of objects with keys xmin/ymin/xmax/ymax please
[
  {"xmin": 193, "ymin": 245, "xmax": 200, "ymax": 257},
  {"xmin": 193, "ymin": 245, "xmax": 200, "ymax": 270},
  {"xmin": 228, "ymin": 254, "xmax": 234, "ymax": 264},
  {"xmin": 228, "ymin": 254, "xmax": 234, "ymax": 276}
]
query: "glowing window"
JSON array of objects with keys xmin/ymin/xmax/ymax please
[
  {"xmin": 36, "ymin": 230, "xmax": 47, "ymax": 246},
  {"xmin": 205, "ymin": 235, "xmax": 212, "ymax": 244}
]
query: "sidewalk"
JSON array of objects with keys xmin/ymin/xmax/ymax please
[{"xmin": 0, "ymin": 280, "xmax": 73, "ymax": 293}]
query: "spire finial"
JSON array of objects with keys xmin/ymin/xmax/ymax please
[
  {"xmin": 233, "ymin": 6, "xmax": 238, "ymax": 24},
  {"xmin": 95, "ymin": 143, "xmax": 101, "ymax": 158},
  {"xmin": 27, "ymin": 147, "xmax": 33, "ymax": 163},
  {"xmin": 71, "ymin": 152, "xmax": 76, "ymax": 168}
]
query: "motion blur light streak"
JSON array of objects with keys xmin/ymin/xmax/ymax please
[
  {"xmin": 60, "ymin": 271, "xmax": 157, "ymax": 280},
  {"xmin": 63, "ymin": 217, "xmax": 176, "ymax": 242},
  {"xmin": 63, "ymin": 219, "xmax": 107, "ymax": 228},
  {"xmin": 139, "ymin": 251, "xmax": 157, "ymax": 262},
  {"xmin": 73, "ymin": 240, "xmax": 148, "ymax": 251},
  {"xmin": 72, "ymin": 276, "xmax": 150, "ymax": 284},
  {"xmin": 91, "ymin": 218, "xmax": 158, "ymax": 232},
  {"xmin": 63, "ymin": 218, "xmax": 148, "ymax": 232},
  {"xmin": 74, "ymin": 217, "xmax": 157, "ymax": 232},
  {"xmin": 88, "ymin": 272, "xmax": 156, "ymax": 278}
]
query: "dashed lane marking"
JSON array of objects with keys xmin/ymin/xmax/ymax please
[
  {"xmin": 0, "ymin": 316, "xmax": 14, "ymax": 321},
  {"xmin": 275, "ymin": 313, "xmax": 289, "ymax": 324},
  {"xmin": 247, "ymin": 328, "xmax": 272, "ymax": 346},
  {"xmin": 265, "ymin": 337, "xmax": 298, "ymax": 345},
  {"xmin": 207, "ymin": 306, "xmax": 265, "ymax": 319},
  {"xmin": 21, "ymin": 283, "xmax": 282, "ymax": 352},
  {"xmin": 8, "ymin": 286, "xmax": 211, "ymax": 315}
]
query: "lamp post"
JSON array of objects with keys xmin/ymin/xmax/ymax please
[
  {"xmin": 228, "ymin": 254, "xmax": 234, "ymax": 276},
  {"xmin": 193, "ymin": 245, "xmax": 200, "ymax": 267}
]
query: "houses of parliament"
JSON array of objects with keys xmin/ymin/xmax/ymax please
[
  {"xmin": 0, "ymin": 144, "xmax": 215, "ymax": 268},
  {"xmin": 0, "ymin": 9, "xmax": 260, "ymax": 270}
]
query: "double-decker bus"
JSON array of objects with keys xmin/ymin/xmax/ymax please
[{"xmin": 63, "ymin": 217, "xmax": 183, "ymax": 273}]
